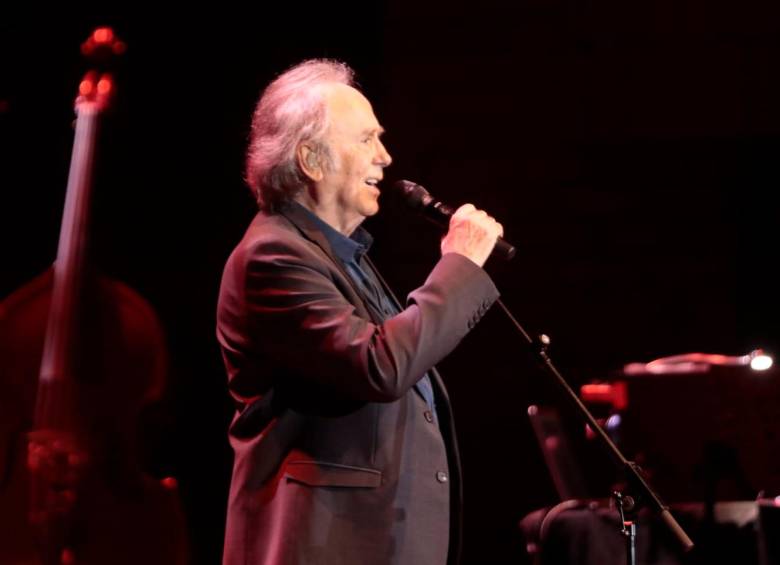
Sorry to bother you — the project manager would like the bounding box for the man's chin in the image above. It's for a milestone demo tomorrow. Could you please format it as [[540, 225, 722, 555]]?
[[362, 201, 380, 217]]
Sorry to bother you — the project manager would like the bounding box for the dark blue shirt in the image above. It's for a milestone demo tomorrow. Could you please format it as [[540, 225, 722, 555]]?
[[293, 203, 437, 416]]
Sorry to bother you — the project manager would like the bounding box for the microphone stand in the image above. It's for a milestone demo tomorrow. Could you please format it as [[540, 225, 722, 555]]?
[[614, 491, 638, 565], [494, 299, 694, 564]]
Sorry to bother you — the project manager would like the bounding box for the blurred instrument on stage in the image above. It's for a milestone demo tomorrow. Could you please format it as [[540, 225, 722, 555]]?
[[0, 27, 187, 564], [579, 349, 779, 503]]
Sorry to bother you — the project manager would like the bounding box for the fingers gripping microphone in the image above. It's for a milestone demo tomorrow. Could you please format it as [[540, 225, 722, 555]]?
[[394, 180, 516, 261]]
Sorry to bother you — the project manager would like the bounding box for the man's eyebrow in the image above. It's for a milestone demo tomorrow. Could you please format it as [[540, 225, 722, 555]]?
[[363, 127, 386, 136]]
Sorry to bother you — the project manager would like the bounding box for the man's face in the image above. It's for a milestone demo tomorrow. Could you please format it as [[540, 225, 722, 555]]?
[[315, 84, 392, 232]]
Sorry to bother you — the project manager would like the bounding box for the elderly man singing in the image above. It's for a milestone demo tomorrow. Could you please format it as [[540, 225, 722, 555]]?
[[217, 59, 502, 565]]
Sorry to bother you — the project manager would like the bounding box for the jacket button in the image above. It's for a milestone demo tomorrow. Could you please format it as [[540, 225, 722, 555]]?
[[424, 410, 434, 423], [436, 471, 448, 483]]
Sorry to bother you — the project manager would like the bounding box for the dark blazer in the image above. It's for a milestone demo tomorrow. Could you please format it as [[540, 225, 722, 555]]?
[[217, 204, 499, 565]]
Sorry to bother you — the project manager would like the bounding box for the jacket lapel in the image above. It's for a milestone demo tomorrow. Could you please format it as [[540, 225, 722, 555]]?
[[278, 204, 380, 324]]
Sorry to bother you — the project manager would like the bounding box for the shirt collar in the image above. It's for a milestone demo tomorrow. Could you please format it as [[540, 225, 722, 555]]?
[[290, 202, 373, 264]]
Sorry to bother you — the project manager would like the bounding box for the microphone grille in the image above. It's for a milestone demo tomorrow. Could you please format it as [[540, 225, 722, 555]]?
[[393, 180, 431, 210]]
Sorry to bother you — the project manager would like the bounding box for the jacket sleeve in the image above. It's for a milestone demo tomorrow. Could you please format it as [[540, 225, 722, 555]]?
[[217, 234, 499, 403]]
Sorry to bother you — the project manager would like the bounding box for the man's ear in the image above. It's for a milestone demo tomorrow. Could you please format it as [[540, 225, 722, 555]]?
[[297, 143, 324, 182]]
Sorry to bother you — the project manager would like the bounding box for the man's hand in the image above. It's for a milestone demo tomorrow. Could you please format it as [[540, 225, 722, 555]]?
[[440, 204, 504, 268]]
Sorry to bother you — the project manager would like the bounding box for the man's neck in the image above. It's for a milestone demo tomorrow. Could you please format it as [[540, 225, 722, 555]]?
[[294, 195, 363, 236]]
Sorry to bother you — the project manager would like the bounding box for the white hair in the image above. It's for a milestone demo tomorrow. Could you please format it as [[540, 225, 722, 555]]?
[[245, 59, 355, 211]]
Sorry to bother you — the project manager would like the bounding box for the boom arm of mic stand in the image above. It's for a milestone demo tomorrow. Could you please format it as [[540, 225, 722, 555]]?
[[495, 298, 695, 553]]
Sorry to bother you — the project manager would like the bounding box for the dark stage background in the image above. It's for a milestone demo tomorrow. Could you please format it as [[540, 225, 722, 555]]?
[[2, 4, 779, 563]]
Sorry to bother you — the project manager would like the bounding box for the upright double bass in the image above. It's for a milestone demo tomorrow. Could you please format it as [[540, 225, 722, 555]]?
[[0, 28, 187, 564]]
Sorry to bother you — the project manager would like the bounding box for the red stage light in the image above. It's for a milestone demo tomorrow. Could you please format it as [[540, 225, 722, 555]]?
[[161, 476, 179, 490]]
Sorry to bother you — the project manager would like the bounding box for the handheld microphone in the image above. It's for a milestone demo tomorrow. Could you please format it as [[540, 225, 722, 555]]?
[[393, 179, 516, 261]]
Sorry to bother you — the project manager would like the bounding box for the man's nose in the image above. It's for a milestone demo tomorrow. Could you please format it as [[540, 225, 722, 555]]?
[[375, 140, 392, 167]]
